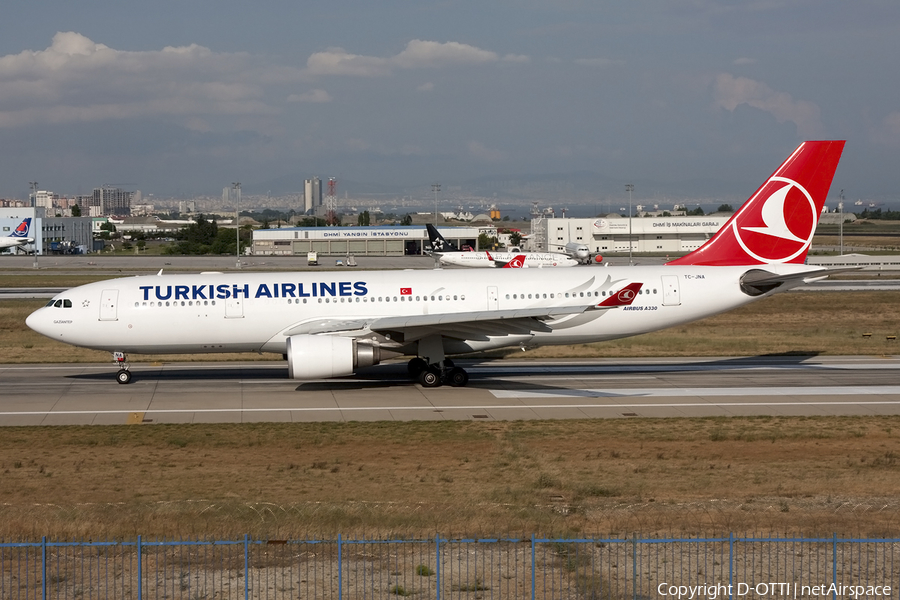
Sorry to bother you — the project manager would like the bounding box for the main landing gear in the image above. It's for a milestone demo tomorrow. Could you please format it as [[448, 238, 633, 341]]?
[[407, 357, 469, 388], [113, 351, 132, 384]]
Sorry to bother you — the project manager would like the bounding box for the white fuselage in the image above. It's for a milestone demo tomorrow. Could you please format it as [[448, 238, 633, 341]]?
[[438, 252, 578, 268], [0, 237, 32, 249], [26, 264, 815, 356]]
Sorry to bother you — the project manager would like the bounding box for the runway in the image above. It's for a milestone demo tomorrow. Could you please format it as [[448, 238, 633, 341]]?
[[2, 355, 899, 425]]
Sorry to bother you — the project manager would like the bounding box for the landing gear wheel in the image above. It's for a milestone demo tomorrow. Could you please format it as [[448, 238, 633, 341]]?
[[418, 368, 443, 388], [116, 369, 132, 385], [407, 357, 428, 377], [446, 367, 469, 387]]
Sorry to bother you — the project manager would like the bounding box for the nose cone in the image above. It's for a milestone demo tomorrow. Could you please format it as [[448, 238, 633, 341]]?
[[26, 307, 50, 337]]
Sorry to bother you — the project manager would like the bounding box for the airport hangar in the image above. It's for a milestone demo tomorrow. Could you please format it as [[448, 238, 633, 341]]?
[[529, 215, 730, 255], [250, 218, 733, 257], [252, 225, 488, 256]]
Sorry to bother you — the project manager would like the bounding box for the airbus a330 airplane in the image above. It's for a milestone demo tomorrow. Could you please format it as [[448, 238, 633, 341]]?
[[0, 218, 34, 252], [27, 140, 845, 387], [426, 224, 578, 268]]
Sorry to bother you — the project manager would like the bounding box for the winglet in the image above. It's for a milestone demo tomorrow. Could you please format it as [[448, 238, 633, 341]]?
[[595, 282, 643, 308]]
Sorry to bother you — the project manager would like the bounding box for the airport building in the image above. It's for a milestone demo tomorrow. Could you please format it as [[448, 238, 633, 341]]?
[[530, 215, 731, 255], [0, 207, 95, 254], [252, 226, 486, 256]]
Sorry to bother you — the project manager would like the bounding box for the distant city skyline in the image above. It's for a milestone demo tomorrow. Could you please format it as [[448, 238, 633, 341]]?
[[1, 1, 899, 205]]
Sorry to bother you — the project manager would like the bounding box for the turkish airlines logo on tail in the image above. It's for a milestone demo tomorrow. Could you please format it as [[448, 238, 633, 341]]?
[[503, 255, 526, 269], [733, 176, 816, 263]]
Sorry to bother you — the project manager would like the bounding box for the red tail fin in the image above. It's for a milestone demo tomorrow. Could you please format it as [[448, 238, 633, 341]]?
[[502, 255, 527, 268], [667, 141, 845, 266]]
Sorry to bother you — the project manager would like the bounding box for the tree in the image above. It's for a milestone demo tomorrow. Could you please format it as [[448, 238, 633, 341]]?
[[400, 213, 413, 226], [477, 232, 497, 250], [358, 210, 371, 226], [508, 231, 523, 247], [71, 204, 81, 217], [687, 207, 705, 216], [717, 204, 734, 212]]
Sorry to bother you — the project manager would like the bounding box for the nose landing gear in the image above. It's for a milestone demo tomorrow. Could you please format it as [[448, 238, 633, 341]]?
[[113, 352, 132, 384]]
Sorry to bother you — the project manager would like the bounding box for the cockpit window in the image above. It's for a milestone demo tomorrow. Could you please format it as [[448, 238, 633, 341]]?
[[46, 300, 56, 307], [53, 300, 62, 308], [63, 299, 72, 308]]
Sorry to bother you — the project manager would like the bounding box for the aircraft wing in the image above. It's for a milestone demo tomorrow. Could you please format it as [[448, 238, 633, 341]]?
[[282, 283, 643, 342]]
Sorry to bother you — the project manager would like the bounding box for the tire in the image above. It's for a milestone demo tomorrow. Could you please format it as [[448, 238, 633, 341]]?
[[446, 367, 469, 387], [116, 369, 132, 385], [407, 357, 428, 377], [418, 369, 442, 388]]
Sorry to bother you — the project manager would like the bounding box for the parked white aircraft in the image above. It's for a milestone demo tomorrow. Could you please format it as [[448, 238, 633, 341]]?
[[27, 141, 846, 387], [0, 218, 34, 251], [556, 242, 592, 264], [426, 224, 578, 268]]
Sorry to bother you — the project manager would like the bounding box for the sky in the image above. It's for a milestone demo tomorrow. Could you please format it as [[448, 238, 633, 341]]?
[[1, 0, 899, 205]]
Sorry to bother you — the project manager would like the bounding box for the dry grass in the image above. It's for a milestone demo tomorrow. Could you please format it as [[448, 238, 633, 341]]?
[[7, 291, 899, 363], [1, 418, 899, 539]]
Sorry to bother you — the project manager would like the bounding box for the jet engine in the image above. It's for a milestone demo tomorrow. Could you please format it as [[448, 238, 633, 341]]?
[[286, 334, 381, 380]]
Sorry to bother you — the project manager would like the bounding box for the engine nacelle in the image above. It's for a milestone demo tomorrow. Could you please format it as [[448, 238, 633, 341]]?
[[286, 335, 380, 380]]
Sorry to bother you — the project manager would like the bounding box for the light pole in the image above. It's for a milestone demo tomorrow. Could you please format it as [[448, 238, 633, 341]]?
[[839, 189, 844, 256], [29, 181, 39, 267], [432, 183, 440, 224], [232, 182, 241, 269], [625, 184, 634, 265]]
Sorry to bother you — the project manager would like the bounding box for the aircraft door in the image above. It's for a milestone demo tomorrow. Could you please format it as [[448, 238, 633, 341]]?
[[661, 275, 681, 306], [99, 289, 118, 321], [225, 297, 244, 319], [487, 286, 499, 310]]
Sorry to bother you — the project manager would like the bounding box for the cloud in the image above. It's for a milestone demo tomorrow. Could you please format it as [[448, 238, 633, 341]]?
[[712, 73, 822, 138], [0, 32, 290, 128], [306, 40, 524, 77], [305, 48, 391, 77], [287, 89, 332, 103]]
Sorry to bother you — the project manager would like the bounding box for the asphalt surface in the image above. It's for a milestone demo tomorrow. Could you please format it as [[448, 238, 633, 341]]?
[[2, 356, 899, 426]]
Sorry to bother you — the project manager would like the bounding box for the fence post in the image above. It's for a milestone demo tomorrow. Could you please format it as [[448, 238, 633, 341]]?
[[244, 534, 249, 600], [41, 536, 47, 600], [338, 534, 342, 600], [728, 533, 734, 600], [632, 534, 637, 600], [137, 535, 142, 600], [531, 534, 536, 600], [832, 533, 837, 600], [436, 535, 441, 600]]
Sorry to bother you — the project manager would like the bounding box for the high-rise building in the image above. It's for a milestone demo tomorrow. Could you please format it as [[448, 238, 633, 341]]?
[[92, 186, 133, 216], [304, 178, 322, 214]]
